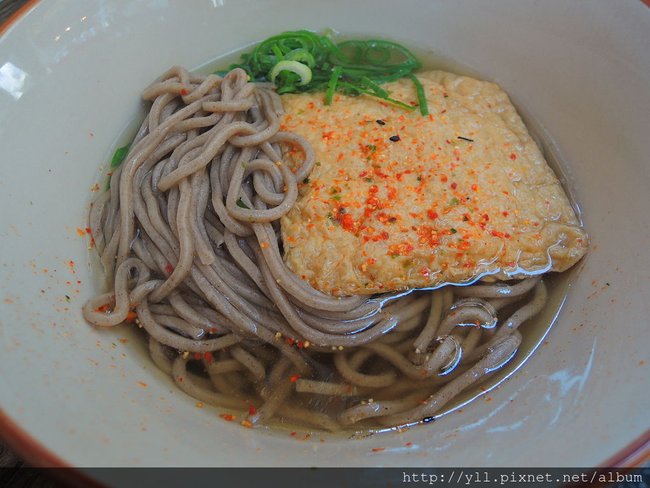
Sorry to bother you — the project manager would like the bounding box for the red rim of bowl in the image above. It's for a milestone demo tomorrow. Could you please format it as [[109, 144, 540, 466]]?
[[0, 0, 649, 477]]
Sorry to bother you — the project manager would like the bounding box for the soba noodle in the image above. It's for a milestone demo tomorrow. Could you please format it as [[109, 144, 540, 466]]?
[[83, 66, 548, 432]]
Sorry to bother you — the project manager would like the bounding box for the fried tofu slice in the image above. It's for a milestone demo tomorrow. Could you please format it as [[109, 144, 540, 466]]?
[[279, 70, 588, 296]]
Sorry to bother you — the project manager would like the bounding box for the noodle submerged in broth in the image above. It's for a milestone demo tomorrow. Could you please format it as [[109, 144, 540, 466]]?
[[84, 47, 585, 433]]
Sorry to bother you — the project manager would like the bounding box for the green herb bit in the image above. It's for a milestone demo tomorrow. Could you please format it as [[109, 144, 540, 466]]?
[[110, 144, 130, 169], [409, 73, 429, 116], [236, 198, 250, 209], [325, 66, 343, 105]]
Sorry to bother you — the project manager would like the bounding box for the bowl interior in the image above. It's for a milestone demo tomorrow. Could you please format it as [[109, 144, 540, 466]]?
[[0, 0, 649, 467]]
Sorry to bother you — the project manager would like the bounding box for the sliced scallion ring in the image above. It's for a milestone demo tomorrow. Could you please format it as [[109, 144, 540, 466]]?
[[284, 48, 316, 68], [269, 60, 312, 86]]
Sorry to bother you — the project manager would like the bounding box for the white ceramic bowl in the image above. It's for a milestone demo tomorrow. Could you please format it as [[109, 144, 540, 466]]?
[[1, 0, 648, 472]]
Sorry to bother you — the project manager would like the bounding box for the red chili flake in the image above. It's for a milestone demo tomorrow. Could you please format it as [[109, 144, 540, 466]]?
[[440, 174, 448, 183], [204, 351, 213, 363], [405, 442, 413, 447], [491, 230, 505, 238], [387, 242, 414, 257], [471, 184, 479, 191], [420, 267, 429, 277], [220, 413, 236, 422], [427, 210, 438, 220], [290, 432, 297, 437], [365, 196, 381, 215], [369, 184, 379, 194], [193, 352, 202, 360], [482, 213, 490, 222], [450, 182, 457, 190], [340, 213, 355, 231], [373, 167, 389, 179], [510, 153, 517, 160], [165, 264, 174, 274], [417, 225, 440, 247], [180, 88, 188, 96], [371, 447, 386, 453], [248, 404, 257, 416], [502, 211, 509, 217], [289, 374, 300, 383], [285, 337, 295, 346], [208, 327, 218, 334]]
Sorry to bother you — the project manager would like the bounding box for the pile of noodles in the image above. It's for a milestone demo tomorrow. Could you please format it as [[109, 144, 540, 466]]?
[[83, 67, 547, 432]]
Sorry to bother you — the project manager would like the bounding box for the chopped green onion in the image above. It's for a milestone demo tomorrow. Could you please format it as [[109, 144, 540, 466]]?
[[269, 60, 312, 86], [338, 81, 416, 111], [236, 198, 250, 209], [325, 66, 342, 105], [409, 73, 429, 116], [231, 30, 426, 114], [110, 144, 130, 169], [285, 49, 316, 67], [359, 76, 388, 98], [271, 44, 284, 61]]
